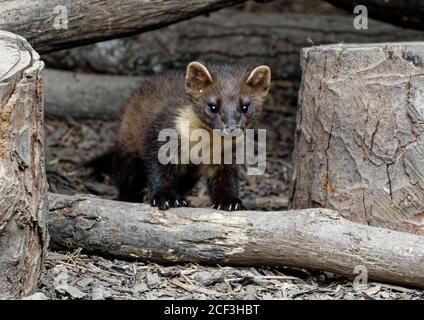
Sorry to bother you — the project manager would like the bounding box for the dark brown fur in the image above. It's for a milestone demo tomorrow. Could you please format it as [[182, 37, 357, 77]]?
[[115, 62, 271, 210]]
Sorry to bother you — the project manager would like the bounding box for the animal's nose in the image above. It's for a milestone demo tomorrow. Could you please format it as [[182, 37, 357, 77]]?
[[223, 126, 242, 137]]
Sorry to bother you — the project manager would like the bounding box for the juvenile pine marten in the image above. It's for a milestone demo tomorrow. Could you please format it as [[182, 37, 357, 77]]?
[[115, 62, 271, 210]]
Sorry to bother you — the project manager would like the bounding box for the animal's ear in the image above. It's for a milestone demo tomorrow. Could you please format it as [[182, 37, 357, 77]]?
[[245, 65, 271, 94], [185, 62, 213, 93]]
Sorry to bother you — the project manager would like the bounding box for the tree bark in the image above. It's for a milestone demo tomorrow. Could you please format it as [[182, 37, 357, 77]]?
[[290, 42, 424, 235], [0, 31, 48, 299], [48, 193, 424, 289], [325, 0, 424, 31], [42, 11, 424, 80], [44, 69, 142, 120], [0, 0, 246, 54]]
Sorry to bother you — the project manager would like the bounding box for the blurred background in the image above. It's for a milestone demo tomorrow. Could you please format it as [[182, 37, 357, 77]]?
[[31, 0, 424, 300], [42, 0, 424, 211]]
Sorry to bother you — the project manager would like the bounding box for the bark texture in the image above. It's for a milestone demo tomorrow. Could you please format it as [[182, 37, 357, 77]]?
[[326, 0, 424, 31], [44, 69, 142, 120], [43, 11, 424, 80], [0, 31, 47, 299], [290, 42, 424, 235], [0, 0, 246, 53], [48, 193, 424, 289]]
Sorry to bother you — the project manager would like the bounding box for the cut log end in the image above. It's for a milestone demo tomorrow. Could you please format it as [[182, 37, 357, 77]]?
[[290, 42, 424, 235], [0, 31, 47, 299]]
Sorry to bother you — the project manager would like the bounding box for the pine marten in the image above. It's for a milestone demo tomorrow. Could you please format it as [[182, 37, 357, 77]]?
[[115, 62, 271, 210]]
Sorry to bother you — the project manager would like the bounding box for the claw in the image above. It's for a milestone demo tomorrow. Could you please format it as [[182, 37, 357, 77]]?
[[213, 198, 244, 211], [175, 200, 180, 206], [158, 200, 171, 210]]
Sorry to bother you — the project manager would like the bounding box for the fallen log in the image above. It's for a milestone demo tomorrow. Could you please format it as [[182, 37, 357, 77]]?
[[44, 69, 142, 120], [0, 0, 246, 53], [0, 31, 48, 299], [188, 195, 289, 210], [42, 11, 424, 80], [326, 0, 424, 31], [290, 42, 424, 235], [48, 193, 424, 289]]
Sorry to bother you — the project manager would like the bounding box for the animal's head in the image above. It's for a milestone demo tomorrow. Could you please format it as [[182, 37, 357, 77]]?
[[185, 62, 271, 136]]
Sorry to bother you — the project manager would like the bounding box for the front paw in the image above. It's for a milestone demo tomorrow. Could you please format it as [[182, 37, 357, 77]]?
[[150, 194, 189, 210], [213, 198, 245, 211]]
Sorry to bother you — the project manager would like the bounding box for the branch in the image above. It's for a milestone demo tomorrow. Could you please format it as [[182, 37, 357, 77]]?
[[0, 0, 246, 53], [42, 11, 424, 80], [48, 193, 424, 289]]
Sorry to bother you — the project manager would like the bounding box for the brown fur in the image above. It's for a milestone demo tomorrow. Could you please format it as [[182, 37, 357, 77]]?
[[119, 72, 185, 157], [115, 62, 271, 210]]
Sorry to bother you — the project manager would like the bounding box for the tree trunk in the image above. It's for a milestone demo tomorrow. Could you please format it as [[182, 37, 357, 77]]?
[[42, 11, 424, 80], [48, 193, 424, 289], [325, 0, 424, 31], [44, 69, 142, 120], [0, 0, 246, 54], [290, 42, 424, 235], [0, 31, 47, 299]]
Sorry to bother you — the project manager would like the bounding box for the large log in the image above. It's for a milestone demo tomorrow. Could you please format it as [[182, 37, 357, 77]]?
[[290, 42, 424, 235], [44, 69, 142, 120], [325, 0, 424, 31], [43, 11, 424, 80], [48, 193, 424, 289], [0, 31, 48, 299], [0, 0, 246, 53]]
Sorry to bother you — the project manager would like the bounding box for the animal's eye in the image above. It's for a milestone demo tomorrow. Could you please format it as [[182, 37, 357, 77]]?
[[241, 103, 250, 113], [208, 102, 219, 113]]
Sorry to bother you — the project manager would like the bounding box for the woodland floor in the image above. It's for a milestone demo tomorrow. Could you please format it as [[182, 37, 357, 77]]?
[[39, 80, 424, 300]]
